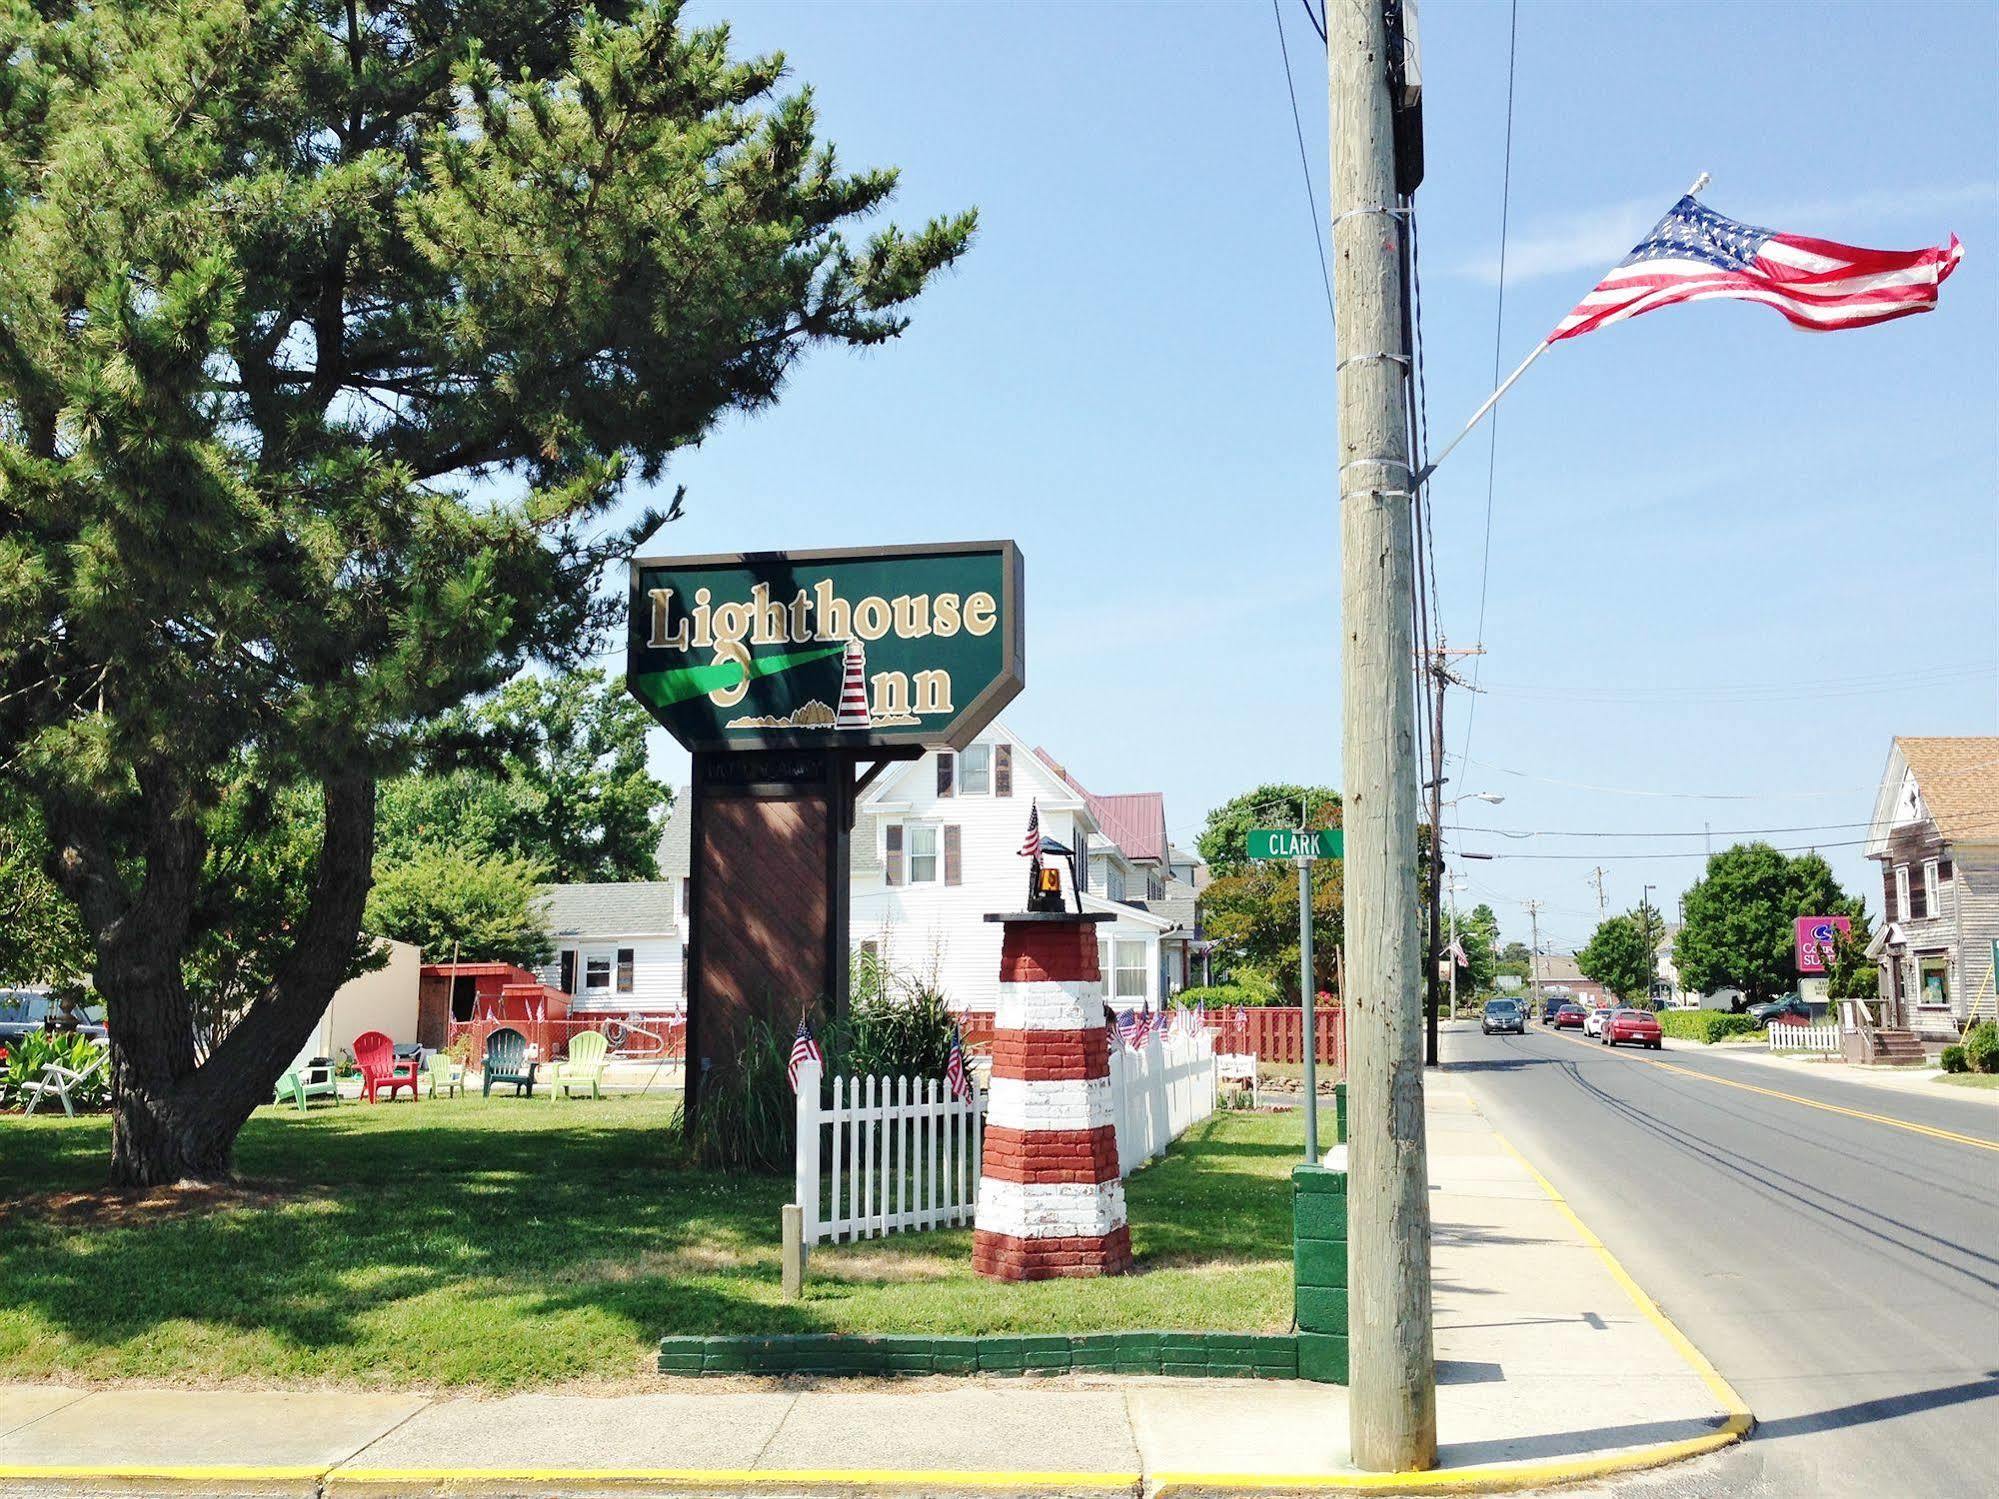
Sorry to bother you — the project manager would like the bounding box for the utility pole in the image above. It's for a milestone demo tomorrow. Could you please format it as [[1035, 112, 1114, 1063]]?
[[1588, 866, 1608, 921], [1642, 883, 1658, 1004], [1423, 642, 1481, 1068], [1524, 899, 1545, 1015], [1444, 876, 1467, 1018], [1333, 0, 1435, 1471]]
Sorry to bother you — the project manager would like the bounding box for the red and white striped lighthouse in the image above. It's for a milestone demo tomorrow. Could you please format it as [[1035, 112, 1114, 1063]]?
[[834, 636, 871, 730], [972, 910, 1132, 1280]]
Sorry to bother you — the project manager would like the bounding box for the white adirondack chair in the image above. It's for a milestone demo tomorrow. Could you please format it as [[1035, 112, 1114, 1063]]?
[[22, 1047, 109, 1117]]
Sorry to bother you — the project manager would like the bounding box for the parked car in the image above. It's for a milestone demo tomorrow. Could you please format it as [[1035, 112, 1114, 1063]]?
[[1553, 1004, 1588, 1029], [1582, 1005, 1618, 1038], [0, 991, 107, 1047], [1482, 999, 1526, 1036], [1747, 995, 1811, 1029], [1601, 1008, 1664, 1049]]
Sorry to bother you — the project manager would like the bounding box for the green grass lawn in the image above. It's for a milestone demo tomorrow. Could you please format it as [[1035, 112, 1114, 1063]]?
[[1938, 1072, 1999, 1090], [0, 1096, 1297, 1389]]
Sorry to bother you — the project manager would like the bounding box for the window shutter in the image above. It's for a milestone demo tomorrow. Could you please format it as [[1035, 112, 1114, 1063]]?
[[885, 824, 904, 886], [559, 950, 576, 995], [995, 744, 1013, 797], [936, 753, 954, 798], [944, 825, 963, 886]]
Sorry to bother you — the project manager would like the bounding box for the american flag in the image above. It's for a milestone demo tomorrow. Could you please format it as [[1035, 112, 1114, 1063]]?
[[1551, 194, 1962, 343], [1018, 799, 1041, 859], [1130, 1011, 1154, 1048], [945, 1027, 972, 1102], [1116, 1008, 1141, 1048], [787, 1018, 823, 1093]]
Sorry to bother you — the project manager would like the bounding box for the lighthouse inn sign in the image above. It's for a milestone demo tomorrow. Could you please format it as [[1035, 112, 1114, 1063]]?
[[627, 541, 1024, 1114], [629, 541, 1023, 753]]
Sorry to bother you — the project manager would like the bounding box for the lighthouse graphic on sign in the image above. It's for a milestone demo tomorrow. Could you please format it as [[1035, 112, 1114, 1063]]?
[[834, 637, 871, 730]]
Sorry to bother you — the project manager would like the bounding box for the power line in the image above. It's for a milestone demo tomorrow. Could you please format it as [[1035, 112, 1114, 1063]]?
[[1459, 836, 1875, 862], [1467, 809, 1999, 840], [1270, 0, 1335, 324], [1297, 0, 1326, 45], [1453, 752, 1999, 801], [1456, 0, 1519, 778]]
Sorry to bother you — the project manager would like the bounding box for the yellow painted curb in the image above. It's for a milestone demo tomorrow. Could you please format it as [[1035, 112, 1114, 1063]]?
[[329, 1467, 1142, 1489], [1549, 1027, 1999, 1152]]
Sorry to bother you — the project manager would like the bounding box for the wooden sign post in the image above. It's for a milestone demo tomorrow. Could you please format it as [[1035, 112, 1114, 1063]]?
[[628, 542, 1024, 1116]]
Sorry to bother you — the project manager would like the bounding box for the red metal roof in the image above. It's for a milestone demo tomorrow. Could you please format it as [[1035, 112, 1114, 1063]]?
[[1030, 749, 1167, 864]]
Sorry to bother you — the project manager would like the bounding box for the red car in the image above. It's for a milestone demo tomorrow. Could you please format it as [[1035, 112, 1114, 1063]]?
[[1553, 1004, 1588, 1029], [1601, 1008, 1663, 1049]]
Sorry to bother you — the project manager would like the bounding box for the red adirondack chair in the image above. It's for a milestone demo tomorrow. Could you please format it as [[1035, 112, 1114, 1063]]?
[[354, 1030, 421, 1103]]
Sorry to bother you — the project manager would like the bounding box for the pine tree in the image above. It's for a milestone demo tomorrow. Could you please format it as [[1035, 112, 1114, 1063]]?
[[0, 1, 973, 1183]]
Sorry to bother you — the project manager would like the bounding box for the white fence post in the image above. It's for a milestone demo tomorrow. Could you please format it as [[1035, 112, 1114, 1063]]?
[[794, 1057, 821, 1246]]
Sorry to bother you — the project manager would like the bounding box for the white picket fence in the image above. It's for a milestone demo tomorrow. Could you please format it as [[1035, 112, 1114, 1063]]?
[[1109, 1028, 1219, 1176], [1767, 1022, 1840, 1054], [793, 1060, 985, 1246], [792, 1027, 1220, 1247]]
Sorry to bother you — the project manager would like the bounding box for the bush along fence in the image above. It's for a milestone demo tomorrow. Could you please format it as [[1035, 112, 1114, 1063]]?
[[791, 1027, 1218, 1248], [1657, 1010, 1759, 1044]]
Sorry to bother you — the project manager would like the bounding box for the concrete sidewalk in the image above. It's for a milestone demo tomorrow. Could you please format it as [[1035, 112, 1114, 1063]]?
[[0, 1080, 1747, 1497]]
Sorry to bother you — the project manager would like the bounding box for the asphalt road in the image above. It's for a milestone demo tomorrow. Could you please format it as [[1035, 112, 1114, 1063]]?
[[1440, 1020, 1999, 1499]]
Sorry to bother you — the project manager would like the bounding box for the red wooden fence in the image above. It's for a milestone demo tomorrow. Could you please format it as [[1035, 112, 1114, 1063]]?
[[1211, 1007, 1346, 1067]]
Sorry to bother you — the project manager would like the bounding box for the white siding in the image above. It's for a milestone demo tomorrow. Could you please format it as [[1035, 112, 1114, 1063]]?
[[851, 730, 1170, 1013], [540, 936, 684, 1014]]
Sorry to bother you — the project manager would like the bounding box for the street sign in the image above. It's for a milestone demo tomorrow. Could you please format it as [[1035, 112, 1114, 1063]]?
[[628, 541, 1023, 752], [1247, 828, 1343, 861], [1794, 915, 1851, 975]]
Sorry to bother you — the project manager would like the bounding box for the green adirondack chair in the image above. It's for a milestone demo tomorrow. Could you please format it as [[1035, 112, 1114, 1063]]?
[[274, 1058, 340, 1112], [548, 1030, 609, 1100], [482, 1027, 538, 1098], [427, 1051, 465, 1099]]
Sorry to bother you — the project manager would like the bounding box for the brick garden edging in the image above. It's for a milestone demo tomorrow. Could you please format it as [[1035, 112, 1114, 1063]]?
[[658, 1331, 1303, 1379]]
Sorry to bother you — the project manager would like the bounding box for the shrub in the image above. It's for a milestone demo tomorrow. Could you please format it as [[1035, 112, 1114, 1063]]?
[[1963, 1020, 1999, 1075], [1177, 980, 1282, 1009], [2, 1031, 111, 1111], [1656, 1010, 1759, 1044], [1941, 1044, 1969, 1075], [844, 982, 956, 1080]]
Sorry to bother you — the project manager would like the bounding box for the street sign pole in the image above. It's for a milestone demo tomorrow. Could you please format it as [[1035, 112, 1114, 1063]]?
[[1298, 848, 1319, 1162]]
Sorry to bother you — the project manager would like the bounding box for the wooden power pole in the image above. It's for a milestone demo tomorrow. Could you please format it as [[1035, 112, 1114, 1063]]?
[[1331, 0, 1436, 1471], [1423, 643, 1480, 1068]]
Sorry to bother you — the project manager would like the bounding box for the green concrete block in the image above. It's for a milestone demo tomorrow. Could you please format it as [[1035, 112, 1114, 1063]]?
[[1291, 1163, 1348, 1195], [931, 1344, 979, 1374], [1159, 1332, 1212, 1362], [1207, 1362, 1257, 1379], [886, 1352, 937, 1374], [1296, 1286, 1348, 1335], [1162, 1362, 1210, 1377], [1112, 1332, 1162, 1374], [1294, 1236, 1348, 1289], [1298, 1331, 1349, 1385], [656, 1353, 705, 1373], [1020, 1335, 1073, 1371], [1068, 1336, 1119, 1369], [700, 1340, 752, 1372], [1294, 1191, 1348, 1242], [976, 1339, 1027, 1374]]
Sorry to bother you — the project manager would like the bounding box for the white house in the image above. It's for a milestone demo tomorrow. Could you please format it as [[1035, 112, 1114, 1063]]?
[[848, 721, 1187, 1014], [533, 881, 684, 1016]]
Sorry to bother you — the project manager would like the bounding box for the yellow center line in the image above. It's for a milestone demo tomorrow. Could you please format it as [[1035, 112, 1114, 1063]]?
[[1543, 1027, 1999, 1153]]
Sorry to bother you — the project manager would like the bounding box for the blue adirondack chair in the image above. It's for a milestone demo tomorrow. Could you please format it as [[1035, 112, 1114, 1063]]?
[[482, 1027, 538, 1098]]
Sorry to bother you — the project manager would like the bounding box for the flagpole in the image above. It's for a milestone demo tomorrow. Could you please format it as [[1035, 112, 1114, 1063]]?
[[1412, 338, 1550, 487]]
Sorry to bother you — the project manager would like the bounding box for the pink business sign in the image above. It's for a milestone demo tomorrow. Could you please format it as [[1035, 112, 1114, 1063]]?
[[1794, 915, 1852, 974]]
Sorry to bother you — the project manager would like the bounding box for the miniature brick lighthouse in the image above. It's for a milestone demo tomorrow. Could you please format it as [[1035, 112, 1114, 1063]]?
[[972, 816, 1131, 1280]]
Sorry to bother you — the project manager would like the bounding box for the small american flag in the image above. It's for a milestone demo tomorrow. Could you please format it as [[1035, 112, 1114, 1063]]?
[[787, 1018, 823, 1093], [1130, 1011, 1153, 1048], [945, 1028, 972, 1102], [1552, 193, 1962, 343], [1116, 1009, 1141, 1048], [1018, 799, 1042, 858]]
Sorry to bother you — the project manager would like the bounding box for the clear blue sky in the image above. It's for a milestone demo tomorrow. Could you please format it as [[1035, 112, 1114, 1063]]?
[[630, 1, 1998, 953]]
